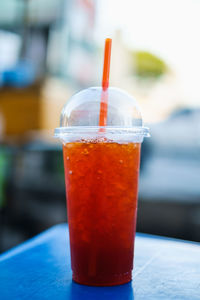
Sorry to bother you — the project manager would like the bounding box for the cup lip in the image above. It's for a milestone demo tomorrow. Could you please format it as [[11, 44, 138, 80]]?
[[54, 126, 150, 138]]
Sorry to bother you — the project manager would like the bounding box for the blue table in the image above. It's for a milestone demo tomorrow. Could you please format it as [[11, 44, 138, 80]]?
[[0, 224, 200, 300]]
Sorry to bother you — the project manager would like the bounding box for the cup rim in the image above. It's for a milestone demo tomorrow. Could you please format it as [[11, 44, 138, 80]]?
[[54, 126, 150, 138]]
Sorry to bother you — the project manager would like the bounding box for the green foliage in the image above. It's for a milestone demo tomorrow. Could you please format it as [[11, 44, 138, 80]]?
[[134, 51, 167, 78]]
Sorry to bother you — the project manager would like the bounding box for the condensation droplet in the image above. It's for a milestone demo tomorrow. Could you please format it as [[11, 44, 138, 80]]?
[[119, 160, 123, 164], [67, 156, 69, 160], [82, 149, 89, 155], [69, 170, 73, 174]]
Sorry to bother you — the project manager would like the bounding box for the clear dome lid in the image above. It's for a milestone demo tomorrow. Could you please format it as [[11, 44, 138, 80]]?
[[54, 87, 149, 143]]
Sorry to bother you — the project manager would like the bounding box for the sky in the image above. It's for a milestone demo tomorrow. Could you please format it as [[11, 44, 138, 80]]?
[[96, 0, 200, 102]]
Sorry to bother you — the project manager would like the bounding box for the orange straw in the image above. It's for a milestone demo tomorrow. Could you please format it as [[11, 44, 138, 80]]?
[[99, 38, 112, 127]]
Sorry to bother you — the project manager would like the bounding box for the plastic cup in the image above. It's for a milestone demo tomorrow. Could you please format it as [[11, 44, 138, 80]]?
[[55, 87, 149, 286]]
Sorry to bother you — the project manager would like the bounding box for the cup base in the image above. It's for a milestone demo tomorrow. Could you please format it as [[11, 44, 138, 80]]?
[[72, 271, 132, 286]]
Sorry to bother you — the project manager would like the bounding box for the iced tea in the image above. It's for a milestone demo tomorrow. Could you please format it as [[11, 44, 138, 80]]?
[[63, 138, 141, 286]]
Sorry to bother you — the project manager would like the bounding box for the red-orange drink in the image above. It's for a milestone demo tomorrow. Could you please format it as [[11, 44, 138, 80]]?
[[63, 138, 141, 286]]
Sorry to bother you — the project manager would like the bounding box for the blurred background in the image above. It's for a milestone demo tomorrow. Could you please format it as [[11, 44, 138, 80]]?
[[0, 0, 200, 253]]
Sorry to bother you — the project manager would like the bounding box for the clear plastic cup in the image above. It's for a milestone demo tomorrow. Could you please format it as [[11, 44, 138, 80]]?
[[55, 87, 149, 286]]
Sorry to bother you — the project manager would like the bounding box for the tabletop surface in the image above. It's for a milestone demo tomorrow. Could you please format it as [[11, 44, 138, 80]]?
[[0, 224, 200, 300]]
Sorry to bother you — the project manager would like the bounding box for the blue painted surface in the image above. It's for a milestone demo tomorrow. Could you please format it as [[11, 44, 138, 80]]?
[[0, 224, 200, 300]]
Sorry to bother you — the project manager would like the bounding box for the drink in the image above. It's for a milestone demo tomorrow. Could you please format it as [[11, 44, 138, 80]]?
[[55, 39, 149, 287], [55, 38, 149, 286], [63, 138, 141, 286]]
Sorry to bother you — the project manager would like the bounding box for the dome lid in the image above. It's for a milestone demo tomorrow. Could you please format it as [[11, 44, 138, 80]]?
[[54, 87, 149, 142]]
